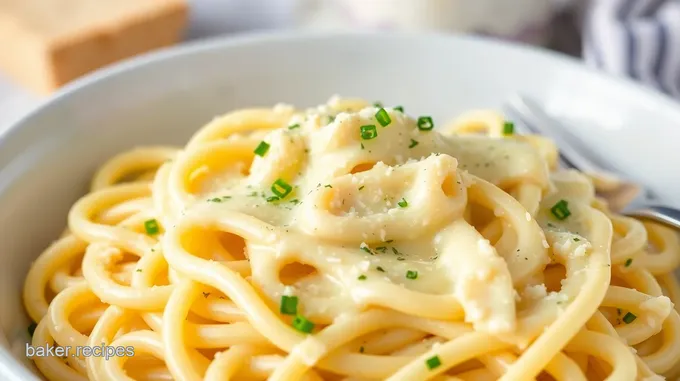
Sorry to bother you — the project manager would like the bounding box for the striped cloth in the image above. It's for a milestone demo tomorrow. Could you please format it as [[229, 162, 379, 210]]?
[[584, 0, 680, 98]]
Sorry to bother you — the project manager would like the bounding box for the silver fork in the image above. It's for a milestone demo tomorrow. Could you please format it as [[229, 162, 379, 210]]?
[[504, 94, 680, 231]]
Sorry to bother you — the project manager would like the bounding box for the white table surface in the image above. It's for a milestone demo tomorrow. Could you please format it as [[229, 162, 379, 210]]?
[[0, 0, 302, 134]]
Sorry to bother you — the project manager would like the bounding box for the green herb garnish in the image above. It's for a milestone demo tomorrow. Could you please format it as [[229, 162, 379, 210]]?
[[623, 312, 637, 324], [625, 258, 633, 267], [144, 219, 159, 235], [271, 179, 293, 199], [375, 108, 391, 127], [292, 315, 315, 333], [360, 125, 378, 140], [503, 121, 515, 135], [426, 355, 441, 370], [397, 198, 408, 208], [280, 295, 298, 315], [550, 200, 571, 220], [406, 270, 418, 280], [417, 116, 434, 131], [254, 141, 270, 157], [409, 139, 419, 148]]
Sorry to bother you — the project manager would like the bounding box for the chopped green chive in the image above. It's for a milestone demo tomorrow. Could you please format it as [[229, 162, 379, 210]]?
[[359, 186, 365, 191], [144, 219, 159, 235], [394, 106, 404, 113], [397, 198, 408, 208], [360, 247, 373, 255], [288, 124, 300, 130], [136, 269, 142, 272], [406, 270, 418, 280], [409, 139, 419, 148], [28, 323, 37, 337], [375, 108, 391, 127], [360, 143, 365, 150], [271, 179, 293, 199], [573, 237, 580, 242], [208, 197, 222, 203], [375, 246, 387, 253], [503, 121, 515, 135], [254, 141, 270, 157], [426, 355, 441, 370], [266, 196, 280, 203], [373, 102, 383, 108], [290, 199, 300, 205], [376, 266, 386, 273], [386, 240, 394, 243], [391, 247, 399, 255], [324, 184, 332, 188], [625, 258, 633, 267], [417, 116, 434, 131], [360, 125, 378, 140], [328, 115, 335, 123], [292, 315, 315, 333], [550, 200, 571, 220], [359, 346, 365, 353], [358, 275, 367, 280], [623, 312, 637, 324], [280, 295, 298, 315]]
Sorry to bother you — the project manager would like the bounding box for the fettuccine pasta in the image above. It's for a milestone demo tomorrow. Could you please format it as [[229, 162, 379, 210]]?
[[22, 97, 680, 380]]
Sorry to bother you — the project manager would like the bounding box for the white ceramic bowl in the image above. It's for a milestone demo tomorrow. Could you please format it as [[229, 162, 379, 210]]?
[[2, 31, 680, 380]]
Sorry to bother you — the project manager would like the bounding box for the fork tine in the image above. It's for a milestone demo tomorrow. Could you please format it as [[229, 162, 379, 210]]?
[[512, 118, 575, 170], [505, 94, 605, 175]]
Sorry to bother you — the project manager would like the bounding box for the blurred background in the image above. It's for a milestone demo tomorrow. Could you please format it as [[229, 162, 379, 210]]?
[[0, 0, 677, 131]]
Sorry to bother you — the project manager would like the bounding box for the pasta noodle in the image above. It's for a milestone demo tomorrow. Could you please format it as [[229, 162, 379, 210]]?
[[22, 96, 680, 380]]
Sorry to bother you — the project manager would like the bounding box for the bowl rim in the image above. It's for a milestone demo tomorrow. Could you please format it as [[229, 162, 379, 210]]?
[[3, 29, 680, 146], [3, 30, 680, 380]]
